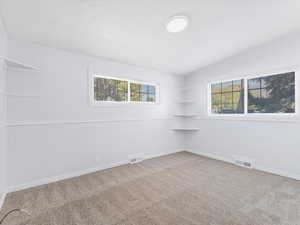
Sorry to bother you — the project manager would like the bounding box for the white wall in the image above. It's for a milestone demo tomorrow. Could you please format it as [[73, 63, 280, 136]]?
[[0, 18, 7, 205], [184, 31, 300, 180], [6, 40, 184, 191], [5, 25, 300, 195]]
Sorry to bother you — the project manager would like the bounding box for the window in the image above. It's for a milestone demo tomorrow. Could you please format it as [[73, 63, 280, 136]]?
[[92, 75, 158, 104], [130, 83, 156, 103], [209, 71, 296, 115], [211, 79, 244, 114], [248, 72, 295, 113]]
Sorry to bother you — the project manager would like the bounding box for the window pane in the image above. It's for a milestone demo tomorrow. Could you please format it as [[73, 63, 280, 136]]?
[[261, 89, 271, 99], [248, 78, 260, 89], [130, 83, 142, 101], [211, 83, 221, 93], [261, 79, 267, 88], [130, 83, 157, 102], [94, 77, 128, 102], [248, 72, 295, 113], [210, 79, 244, 114], [211, 94, 221, 105], [222, 81, 233, 92], [147, 93, 156, 102], [233, 103, 244, 114], [248, 89, 260, 99], [222, 103, 233, 113], [232, 92, 242, 103], [212, 104, 222, 113], [141, 85, 148, 93], [232, 80, 242, 91], [222, 92, 232, 104], [148, 85, 156, 94], [116, 80, 128, 101], [141, 93, 148, 102]]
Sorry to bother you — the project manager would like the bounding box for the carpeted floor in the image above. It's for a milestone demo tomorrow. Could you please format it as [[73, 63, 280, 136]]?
[[0, 152, 299, 225]]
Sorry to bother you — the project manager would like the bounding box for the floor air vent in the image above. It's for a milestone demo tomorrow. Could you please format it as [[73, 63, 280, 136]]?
[[233, 156, 254, 169], [129, 153, 145, 164]]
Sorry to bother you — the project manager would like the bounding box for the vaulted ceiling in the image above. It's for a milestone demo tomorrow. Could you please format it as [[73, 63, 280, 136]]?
[[1, 0, 300, 75]]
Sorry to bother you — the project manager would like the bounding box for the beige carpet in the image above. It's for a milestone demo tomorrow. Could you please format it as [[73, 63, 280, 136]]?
[[0, 152, 299, 225]]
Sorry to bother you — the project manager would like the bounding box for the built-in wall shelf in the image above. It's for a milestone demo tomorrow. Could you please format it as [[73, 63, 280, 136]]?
[[173, 114, 197, 117], [173, 93, 198, 132], [179, 87, 191, 92], [172, 128, 199, 131], [178, 100, 194, 104], [4, 92, 40, 98], [0, 56, 39, 71], [0, 90, 39, 97]]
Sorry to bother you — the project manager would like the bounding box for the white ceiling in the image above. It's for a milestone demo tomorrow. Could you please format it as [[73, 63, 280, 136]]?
[[1, 0, 300, 75]]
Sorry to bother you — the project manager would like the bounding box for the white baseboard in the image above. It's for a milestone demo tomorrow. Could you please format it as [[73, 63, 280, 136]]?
[[255, 165, 300, 181], [187, 149, 233, 164], [186, 149, 300, 181], [145, 149, 183, 161], [0, 192, 7, 210], [7, 150, 182, 193], [7, 160, 129, 193]]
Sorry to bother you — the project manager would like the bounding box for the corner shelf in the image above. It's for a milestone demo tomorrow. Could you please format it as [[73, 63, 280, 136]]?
[[0, 56, 39, 71], [0, 90, 39, 97], [172, 128, 199, 131], [179, 87, 191, 92], [173, 114, 197, 117], [173, 96, 198, 132], [178, 100, 194, 104], [4, 92, 40, 98]]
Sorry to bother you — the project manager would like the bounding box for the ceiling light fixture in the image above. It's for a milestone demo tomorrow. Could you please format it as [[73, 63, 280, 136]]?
[[165, 15, 189, 33]]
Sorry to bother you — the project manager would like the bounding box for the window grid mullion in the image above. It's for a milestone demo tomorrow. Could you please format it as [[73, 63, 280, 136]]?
[[260, 78, 262, 100], [221, 83, 223, 113], [231, 81, 234, 113], [128, 82, 131, 102], [245, 79, 247, 115]]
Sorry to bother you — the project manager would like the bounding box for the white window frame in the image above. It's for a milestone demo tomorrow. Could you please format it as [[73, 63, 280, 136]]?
[[207, 68, 298, 118], [90, 74, 160, 106]]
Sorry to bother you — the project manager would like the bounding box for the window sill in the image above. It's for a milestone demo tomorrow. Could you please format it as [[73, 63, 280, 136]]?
[[197, 115, 300, 123], [90, 101, 160, 107]]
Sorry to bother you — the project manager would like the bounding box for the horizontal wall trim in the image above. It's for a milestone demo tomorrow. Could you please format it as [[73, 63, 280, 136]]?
[[195, 116, 300, 124], [7, 150, 183, 193], [6, 117, 300, 126], [0, 91, 39, 97], [187, 149, 300, 181], [6, 118, 173, 127]]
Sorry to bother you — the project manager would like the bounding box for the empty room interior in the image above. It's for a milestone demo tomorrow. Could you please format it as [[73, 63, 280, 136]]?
[[0, 0, 300, 224]]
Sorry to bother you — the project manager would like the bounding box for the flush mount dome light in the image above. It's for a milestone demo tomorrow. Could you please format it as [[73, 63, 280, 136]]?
[[165, 15, 189, 33]]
